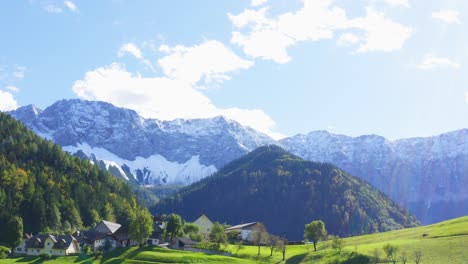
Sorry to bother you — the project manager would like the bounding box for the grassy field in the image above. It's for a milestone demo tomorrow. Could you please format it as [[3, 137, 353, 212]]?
[[1, 216, 467, 264], [229, 215, 468, 264], [0, 246, 257, 264]]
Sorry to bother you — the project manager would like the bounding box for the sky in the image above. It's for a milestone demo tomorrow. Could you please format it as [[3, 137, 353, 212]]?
[[0, 0, 467, 140]]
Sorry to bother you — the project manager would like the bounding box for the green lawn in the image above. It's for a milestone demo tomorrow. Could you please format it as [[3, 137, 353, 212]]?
[[0, 246, 257, 264], [228, 216, 468, 264], [2, 216, 468, 264]]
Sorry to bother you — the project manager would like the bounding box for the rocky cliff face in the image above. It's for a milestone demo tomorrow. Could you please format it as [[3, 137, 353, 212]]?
[[280, 130, 468, 224], [8, 99, 275, 185], [8, 99, 467, 224]]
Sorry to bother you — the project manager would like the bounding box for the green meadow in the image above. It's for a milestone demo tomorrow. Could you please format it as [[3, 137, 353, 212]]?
[[2, 216, 467, 264]]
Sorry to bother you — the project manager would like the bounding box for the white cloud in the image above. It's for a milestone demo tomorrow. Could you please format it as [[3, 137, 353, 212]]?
[[465, 92, 468, 104], [337, 33, 360, 46], [157, 40, 253, 85], [231, 29, 294, 64], [118, 43, 156, 72], [64, 0, 78, 13], [417, 54, 460, 70], [13, 65, 26, 79], [229, 0, 412, 62], [384, 0, 409, 8], [350, 7, 412, 53], [118, 43, 143, 59], [72, 63, 283, 139], [0, 90, 18, 111], [6, 86, 19, 92], [44, 5, 63, 13], [432, 10, 461, 25], [251, 0, 268, 7]]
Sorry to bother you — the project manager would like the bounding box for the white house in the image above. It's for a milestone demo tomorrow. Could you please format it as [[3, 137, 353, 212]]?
[[225, 222, 263, 242], [192, 214, 214, 240], [25, 234, 80, 256]]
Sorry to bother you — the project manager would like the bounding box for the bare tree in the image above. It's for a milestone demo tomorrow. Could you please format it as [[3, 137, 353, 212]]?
[[276, 237, 288, 261], [252, 223, 268, 255], [383, 244, 399, 264], [372, 248, 381, 264], [414, 250, 423, 264], [400, 251, 408, 264], [330, 235, 343, 252], [267, 234, 280, 256]]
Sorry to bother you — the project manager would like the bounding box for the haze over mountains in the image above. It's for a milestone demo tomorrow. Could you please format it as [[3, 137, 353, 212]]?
[[7, 99, 467, 224]]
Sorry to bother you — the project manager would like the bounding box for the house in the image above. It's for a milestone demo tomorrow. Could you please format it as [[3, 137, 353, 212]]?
[[25, 234, 79, 256], [77, 231, 119, 252], [147, 216, 164, 245], [93, 220, 121, 234], [75, 220, 129, 251], [193, 214, 214, 240], [172, 237, 198, 250], [224, 222, 263, 242], [14, 233, 33, 254]]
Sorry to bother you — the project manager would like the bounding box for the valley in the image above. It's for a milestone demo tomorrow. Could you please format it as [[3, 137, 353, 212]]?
[[1, 216, 467, 263]]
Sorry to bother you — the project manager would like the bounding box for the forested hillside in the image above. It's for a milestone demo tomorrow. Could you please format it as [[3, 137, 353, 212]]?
[[0, 112, 137, 246], [155, 145, 419, 240]]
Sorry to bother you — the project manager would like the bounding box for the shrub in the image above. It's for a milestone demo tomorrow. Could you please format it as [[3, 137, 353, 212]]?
[[0, 246, 10, 259], [189, 233, 203, 242], [39, 253, 52, 260], [93, 251, 103, 260]]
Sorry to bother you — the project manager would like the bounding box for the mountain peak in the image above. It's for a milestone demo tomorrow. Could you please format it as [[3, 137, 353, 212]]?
[[156, 142, 419, 240]]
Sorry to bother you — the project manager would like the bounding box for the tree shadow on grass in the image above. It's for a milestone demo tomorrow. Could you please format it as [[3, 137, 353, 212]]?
[[285, 253, 307, 264], [12, 256, 41, 263], [99, 246, 146, 264], [74, 253, 93, 263]]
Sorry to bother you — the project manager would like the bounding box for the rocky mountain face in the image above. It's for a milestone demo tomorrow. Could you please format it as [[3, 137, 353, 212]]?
[[8, 99, 467, 224], [280, 130, 468, 224], [8, 99, 275, 185]]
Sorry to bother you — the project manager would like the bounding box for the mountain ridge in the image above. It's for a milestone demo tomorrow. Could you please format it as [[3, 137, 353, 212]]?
[[154, 145, 419, 240], [7, 99, 467, 224]]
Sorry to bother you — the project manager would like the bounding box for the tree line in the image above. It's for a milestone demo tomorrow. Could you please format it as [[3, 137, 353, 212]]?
[[0, 113, 140, 250]]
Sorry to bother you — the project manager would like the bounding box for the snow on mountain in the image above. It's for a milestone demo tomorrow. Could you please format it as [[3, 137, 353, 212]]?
[[63, 143, 217, 185], [8, 99, 275, 185], [7, 99, 467, 224], [280, 129, 468, 224]]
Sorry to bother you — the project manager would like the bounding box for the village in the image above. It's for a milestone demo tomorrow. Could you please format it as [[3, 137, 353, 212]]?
[[12, 214, 282, 258]]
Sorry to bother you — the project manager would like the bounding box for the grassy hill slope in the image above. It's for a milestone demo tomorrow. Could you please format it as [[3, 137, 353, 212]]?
[[232, 215, 468, 264], [1, 215, 467, 263]]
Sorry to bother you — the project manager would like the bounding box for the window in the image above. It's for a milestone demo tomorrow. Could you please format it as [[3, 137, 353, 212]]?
[[49, 250, 52, 254], [16, 248, 22, 251], [37, 249, 40, 253]]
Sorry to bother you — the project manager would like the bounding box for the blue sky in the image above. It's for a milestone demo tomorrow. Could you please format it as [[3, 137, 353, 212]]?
[[0, 0, 467, 140]]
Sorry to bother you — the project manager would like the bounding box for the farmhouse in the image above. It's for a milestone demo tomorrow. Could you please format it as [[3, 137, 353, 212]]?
[[225, 222, 263, 242], [24, 234, 79, 256], [172, 237, 198, 250], [147, 215, 165, 245], [192, 214, 214, 240], [75, 220, 137, 251], [13, 233, 32, 254]]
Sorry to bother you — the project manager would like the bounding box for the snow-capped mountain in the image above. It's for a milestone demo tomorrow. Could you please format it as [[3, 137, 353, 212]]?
[[280, 130, 468, 224], [8, 99, 467, 224], [8, 99, 276, 185]]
